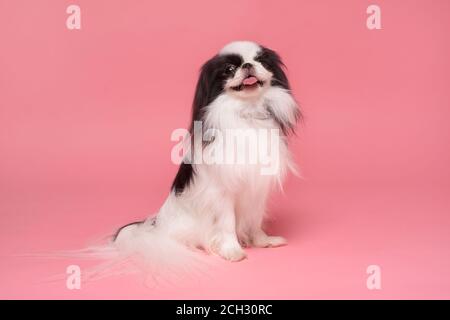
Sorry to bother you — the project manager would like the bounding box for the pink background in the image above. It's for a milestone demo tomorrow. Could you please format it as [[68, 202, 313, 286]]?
[[1, 0, 450, 299]]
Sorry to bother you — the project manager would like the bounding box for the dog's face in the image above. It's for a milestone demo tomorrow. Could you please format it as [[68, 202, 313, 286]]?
[[193, 41, 290, 112]]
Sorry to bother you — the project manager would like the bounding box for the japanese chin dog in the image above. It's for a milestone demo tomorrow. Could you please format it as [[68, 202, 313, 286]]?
[[112, 41, 300, 268]]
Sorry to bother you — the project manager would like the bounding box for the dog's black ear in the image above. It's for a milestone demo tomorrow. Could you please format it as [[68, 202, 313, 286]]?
[[256, 46, 290, 90], [172, 56, 222, 196], [191, 53, 244, 125], [258, 46, 301, 134], [191, 65, 209, 122], [191, 56, 217, 125]]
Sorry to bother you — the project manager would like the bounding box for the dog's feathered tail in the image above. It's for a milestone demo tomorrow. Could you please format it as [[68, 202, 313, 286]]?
[[24, 218, 210, 285], [111, 220, 209, 281]]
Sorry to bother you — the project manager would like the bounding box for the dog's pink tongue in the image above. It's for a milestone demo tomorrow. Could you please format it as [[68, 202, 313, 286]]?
[[243, 76, 258, 86]]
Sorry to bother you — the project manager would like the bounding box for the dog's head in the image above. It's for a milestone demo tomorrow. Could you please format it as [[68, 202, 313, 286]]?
[[193, 41, 291, 110]]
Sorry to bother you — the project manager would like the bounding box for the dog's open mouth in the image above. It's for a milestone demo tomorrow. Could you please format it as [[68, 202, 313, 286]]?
[[231, 76, 264, 91]]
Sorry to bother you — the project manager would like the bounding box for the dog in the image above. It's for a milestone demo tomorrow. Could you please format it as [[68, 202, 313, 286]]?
[[114, 41, 300, 264]]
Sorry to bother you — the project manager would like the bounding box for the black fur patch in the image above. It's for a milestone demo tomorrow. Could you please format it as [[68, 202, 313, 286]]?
[[171, 162, 195, 195], [191, 53, 243, 125], [255, 46, 290, 90]]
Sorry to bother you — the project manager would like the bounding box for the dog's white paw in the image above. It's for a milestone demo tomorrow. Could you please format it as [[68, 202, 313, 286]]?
[[253, 235, 287, 248], [215, 243, 247, 262]]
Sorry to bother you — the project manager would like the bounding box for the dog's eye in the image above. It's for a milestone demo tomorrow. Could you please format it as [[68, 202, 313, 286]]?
[[224, 64, 236, 74], [255, 54, 270, 69]]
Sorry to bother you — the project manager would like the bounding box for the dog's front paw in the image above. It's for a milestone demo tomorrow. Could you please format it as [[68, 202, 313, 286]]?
[[253, 235, 287, 248], [215, 243, 247, 262]]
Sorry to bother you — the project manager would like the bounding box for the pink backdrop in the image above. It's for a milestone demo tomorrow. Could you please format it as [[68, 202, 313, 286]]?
[[1, 0, 450, 299]]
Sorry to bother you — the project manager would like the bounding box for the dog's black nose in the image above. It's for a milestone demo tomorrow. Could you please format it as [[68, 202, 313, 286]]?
[[241, 63, 253, 69]]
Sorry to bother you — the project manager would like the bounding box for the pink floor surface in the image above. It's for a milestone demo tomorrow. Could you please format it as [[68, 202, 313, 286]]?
[[1, 184, 450, 299]]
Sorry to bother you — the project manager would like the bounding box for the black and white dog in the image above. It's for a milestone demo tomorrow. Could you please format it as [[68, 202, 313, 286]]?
[[114, 41, 300, 264]]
